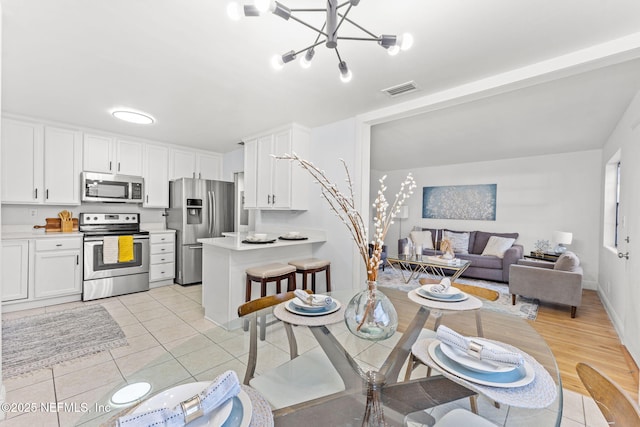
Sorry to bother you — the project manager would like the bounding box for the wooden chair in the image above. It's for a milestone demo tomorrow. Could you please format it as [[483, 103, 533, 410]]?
[[237, 290, 345, 409], [576, 362, 640, 425]]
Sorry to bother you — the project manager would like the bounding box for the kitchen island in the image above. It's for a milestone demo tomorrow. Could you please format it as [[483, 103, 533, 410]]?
[[198, 231, 326, 328]]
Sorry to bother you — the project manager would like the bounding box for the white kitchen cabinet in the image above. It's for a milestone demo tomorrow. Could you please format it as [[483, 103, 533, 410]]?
[[143, 144, 169, 208], [33, 237, 82, 299], [83, 134, 143, 176], [83, 133, 114, 173], [149, 231, 175, 285], [1, 118, 43, 204], [1, 240, 29, 302], [116, 139, 144, 176], [1, 118, 81, 205], [243, 124, 310, 210], [243, 139, 258, 209], [43, 126, 82, 204], [169, 148, 222, 180]]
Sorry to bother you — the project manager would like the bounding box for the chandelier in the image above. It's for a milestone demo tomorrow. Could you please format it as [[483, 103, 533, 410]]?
[[227, 0, 414, 82]]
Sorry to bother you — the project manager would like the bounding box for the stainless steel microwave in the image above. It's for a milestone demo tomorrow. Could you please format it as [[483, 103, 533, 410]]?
[[81, 172, 144, 203]]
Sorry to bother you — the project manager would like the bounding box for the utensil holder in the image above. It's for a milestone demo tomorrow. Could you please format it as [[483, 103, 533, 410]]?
[[61, 219, 73, 232]]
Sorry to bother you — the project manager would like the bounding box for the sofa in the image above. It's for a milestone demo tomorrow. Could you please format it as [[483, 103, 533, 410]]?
[[509, 252, 583, 318], [398, 228, 523, 283]]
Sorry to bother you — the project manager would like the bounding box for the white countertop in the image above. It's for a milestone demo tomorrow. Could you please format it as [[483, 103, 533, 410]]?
[[199, 231, 326, 251], [2, 230, 84, 240]]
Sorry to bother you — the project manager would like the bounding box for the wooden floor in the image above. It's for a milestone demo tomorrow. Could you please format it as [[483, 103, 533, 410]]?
[[530, 289, 639, 401]]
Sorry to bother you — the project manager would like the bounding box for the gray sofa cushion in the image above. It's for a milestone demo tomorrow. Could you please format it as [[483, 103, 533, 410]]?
[[442, 230, 470, 254], [554, 251, 580, 272], [456, 253, 503, 269], [472, 231, 519, 255]]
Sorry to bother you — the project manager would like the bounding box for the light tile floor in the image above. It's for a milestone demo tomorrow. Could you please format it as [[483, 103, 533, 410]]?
[[0, 284, 609, 426]]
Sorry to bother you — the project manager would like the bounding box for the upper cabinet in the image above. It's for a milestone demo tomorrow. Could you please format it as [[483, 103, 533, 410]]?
[[243, 124, 310, 210], [83, 134, 143, 176], [1, 118, 81, 205], [169, 148, 222, 181], [143, 144, 169, 208]]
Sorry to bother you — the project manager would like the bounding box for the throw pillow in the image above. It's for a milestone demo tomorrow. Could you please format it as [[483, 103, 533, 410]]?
[[409, 230, 434, 249], [554, 251, 580, 272], [481, 236, 516, 258], [442, 231, 470, 254]]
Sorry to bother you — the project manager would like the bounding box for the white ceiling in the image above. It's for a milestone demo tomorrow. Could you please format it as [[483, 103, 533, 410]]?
[[3, 0, 640, 170]]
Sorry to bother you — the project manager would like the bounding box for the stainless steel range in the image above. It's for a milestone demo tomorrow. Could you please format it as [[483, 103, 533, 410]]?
[[80, 213, 150, 301]]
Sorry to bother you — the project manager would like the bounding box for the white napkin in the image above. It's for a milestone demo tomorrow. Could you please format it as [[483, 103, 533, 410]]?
[[293, 289, 333, 306], [117, 370, 241, 427], [102, 236, 119, 264], [436, 325, 525, 367], [429, 277, 451, 293]]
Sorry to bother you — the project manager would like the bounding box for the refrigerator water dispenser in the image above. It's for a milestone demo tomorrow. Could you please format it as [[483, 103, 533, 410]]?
[[186, 199, 202, 224]]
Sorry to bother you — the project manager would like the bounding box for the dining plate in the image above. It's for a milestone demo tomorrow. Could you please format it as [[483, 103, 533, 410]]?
[[131, 381, 249, 426], [428, 341, 535, 388], [290, 294, 334, 311], [285, 300, 341, 316], [416, 288, 469, 302], [241, 238, 276, 244], [439, 339, 520, 373], [421, 285, 462, 299], [278, 236, 309, 241]]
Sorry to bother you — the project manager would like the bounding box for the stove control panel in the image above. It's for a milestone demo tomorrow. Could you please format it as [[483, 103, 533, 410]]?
[[79, 213, 139, 225]]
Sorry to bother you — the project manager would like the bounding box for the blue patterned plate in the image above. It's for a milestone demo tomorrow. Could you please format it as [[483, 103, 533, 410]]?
[[417, 288, 468, 302], [285, 300, 341, 316]]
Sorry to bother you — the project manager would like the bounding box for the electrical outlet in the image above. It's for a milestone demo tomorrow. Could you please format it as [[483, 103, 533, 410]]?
[[29, 209, 37, 217]]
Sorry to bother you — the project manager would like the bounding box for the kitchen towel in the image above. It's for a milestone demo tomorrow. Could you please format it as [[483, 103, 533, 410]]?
[[436, 325, 525, 366], [117, 370, 241, 427], [429, 277, 451, 293], [103, 236, 119, 264], [118, 235, 134, 263]]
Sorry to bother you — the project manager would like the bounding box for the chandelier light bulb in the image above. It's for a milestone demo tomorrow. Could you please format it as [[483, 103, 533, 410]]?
[[226, 2, 242, 20], [271, 54, 285, 70], [338, 61, 352, 83], [254, 0, 272, 13], [387, 45, 400, 56], [300, 48, 315, 69], [400, 33, 414, 51]]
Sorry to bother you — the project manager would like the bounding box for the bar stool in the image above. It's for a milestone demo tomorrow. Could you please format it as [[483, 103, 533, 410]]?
[[288, 258, 331, 293], [245, 263, 297, 302]]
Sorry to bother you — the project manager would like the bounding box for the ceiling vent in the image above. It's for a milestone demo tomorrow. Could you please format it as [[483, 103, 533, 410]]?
[[381, 81, 419, 97]]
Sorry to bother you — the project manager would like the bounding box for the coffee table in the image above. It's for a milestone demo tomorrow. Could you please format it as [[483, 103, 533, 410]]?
[[387, 253, 471, 284]]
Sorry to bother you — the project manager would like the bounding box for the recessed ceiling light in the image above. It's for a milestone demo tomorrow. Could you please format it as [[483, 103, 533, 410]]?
[[112, 110, 155, 125], [110, 382, 152, 406]]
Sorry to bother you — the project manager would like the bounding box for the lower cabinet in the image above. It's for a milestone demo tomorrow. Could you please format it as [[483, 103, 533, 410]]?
[[1, 240, 29, 302], [1, 236, 82, 310], [149, 231, 175, 285], [34, 238, 82, 298]]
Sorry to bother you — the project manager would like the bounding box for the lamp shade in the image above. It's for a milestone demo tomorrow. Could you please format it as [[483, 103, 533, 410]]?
[[553, 231, 573, 245], [397, 205, 409, 219]]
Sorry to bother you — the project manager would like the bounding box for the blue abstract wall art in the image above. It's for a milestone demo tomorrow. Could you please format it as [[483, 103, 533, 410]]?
[[422, 184, 497, 220]]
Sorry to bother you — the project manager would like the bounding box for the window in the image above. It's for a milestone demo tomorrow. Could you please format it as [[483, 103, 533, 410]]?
[[615, 161, 621, 247]]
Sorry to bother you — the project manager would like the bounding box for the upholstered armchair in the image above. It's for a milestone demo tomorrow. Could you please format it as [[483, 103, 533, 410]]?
[[369, 243, 388, 271], [509, 251, 583, 318]]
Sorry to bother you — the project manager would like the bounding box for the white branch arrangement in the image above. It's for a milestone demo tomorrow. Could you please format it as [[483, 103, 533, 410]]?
[[275, 153, 416, 281]]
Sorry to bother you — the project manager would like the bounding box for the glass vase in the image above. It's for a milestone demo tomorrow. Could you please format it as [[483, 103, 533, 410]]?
[[344, 280, 398, 341]]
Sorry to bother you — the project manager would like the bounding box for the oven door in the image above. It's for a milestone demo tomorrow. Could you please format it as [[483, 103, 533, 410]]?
[[84, 235, 149, 280]]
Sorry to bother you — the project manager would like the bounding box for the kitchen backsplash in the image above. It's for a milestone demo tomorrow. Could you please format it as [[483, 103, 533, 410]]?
[[1, 204, 166, 226]]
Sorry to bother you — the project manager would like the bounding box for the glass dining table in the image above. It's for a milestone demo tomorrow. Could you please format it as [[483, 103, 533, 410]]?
[[97, 286, 562, 427], [244, 287, 562, 426]]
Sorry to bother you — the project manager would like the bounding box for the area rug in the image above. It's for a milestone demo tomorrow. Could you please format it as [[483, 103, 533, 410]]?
[[2, 305, 127, 378], [376, 268, 539, 320]]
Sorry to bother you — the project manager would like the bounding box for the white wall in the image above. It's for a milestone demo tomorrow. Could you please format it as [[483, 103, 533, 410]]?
[[374, 150, 603, 289], [599, 88, 640, 367], [257, 118, 362, 292], [222, 147, 244, 182]]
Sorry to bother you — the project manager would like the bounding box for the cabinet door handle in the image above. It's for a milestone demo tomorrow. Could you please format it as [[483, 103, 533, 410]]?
[[146, 195, 149, 203], [193, 172, 196, 178], [272, 194, 275, 205], [161, 248, 165, 251], [56, 244, 63, 247], [199, 172, 202, 179], [109, 161, 112, 171], [267, 194, 271, 204], [118, 162, 121, 172], [76, 255, 79, 265], [46, 189, 49, 200], [35, 188, 38, 199]]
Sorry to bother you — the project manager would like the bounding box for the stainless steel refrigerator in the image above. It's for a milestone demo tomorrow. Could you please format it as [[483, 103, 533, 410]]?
[[166, 178, 235, 285]]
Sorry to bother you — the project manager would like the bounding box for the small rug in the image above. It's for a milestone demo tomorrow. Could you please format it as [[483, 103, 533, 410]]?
[[376, 268, 539, 320], [2, 305, 127, 378]]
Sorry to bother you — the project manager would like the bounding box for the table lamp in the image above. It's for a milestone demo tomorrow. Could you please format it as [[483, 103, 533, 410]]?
[[553, 231, 573, 254]]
